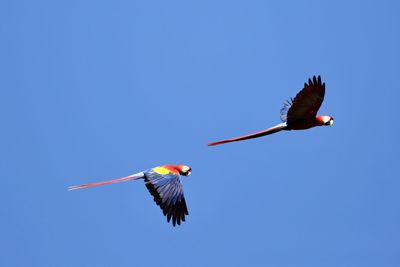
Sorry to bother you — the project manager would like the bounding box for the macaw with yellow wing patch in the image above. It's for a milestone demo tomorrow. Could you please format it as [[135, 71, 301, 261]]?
[[68, 164, 192, 226]]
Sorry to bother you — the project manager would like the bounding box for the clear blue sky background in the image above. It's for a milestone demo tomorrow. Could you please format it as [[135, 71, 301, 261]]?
[[1, 1, 399, 266]]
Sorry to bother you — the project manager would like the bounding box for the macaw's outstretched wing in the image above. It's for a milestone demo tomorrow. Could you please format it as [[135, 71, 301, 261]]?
[[144, 170, 188, 226], [281, 75, 325, 124]]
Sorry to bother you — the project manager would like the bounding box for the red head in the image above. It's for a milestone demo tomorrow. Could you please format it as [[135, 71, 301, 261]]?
[[173, 165, 192, 176]]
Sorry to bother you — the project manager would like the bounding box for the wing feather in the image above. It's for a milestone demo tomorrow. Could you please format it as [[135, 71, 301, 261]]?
[[280, 75, 325, 124], [144, 171, 188, 226]]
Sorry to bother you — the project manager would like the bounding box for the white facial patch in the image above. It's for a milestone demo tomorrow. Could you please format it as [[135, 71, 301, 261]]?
[[322, 116, 331, 124], [329, 119, 334, 126], [181, 165, 190, 173]]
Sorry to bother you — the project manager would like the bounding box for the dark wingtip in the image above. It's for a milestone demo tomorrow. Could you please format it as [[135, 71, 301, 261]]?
[[309, 75, 323, 86]]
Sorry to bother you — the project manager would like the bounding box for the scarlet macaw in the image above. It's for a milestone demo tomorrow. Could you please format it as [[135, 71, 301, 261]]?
[[208, 75, 334, 146], [68, 165, 192, 226]]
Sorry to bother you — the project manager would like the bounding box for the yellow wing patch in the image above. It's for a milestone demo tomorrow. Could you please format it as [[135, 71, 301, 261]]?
[[153, 166, 172, 175]]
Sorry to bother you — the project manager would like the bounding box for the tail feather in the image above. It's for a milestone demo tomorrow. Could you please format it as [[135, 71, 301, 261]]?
[[68, 172, 144, 191], [208, 123, 287, 146]]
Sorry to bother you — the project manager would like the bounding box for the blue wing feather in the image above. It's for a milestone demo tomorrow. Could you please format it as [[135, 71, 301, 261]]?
[[144, 171, 188, 226]]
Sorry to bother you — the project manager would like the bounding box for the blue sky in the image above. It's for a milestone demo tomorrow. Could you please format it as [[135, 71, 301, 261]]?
[[1, 0, 400, 266]]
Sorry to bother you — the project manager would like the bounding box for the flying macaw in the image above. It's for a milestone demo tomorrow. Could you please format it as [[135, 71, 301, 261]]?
[[208, 75, 334, 146], [68, 164, 192, 226]]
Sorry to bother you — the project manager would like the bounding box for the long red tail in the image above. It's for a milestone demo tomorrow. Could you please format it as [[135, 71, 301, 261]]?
[[68, 172, 144, 191], [208, 123, 287, 146]]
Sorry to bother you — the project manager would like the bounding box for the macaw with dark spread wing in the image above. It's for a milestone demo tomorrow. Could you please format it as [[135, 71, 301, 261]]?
[[68, 165, 192, 226], [208, 75, 334, 146]]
